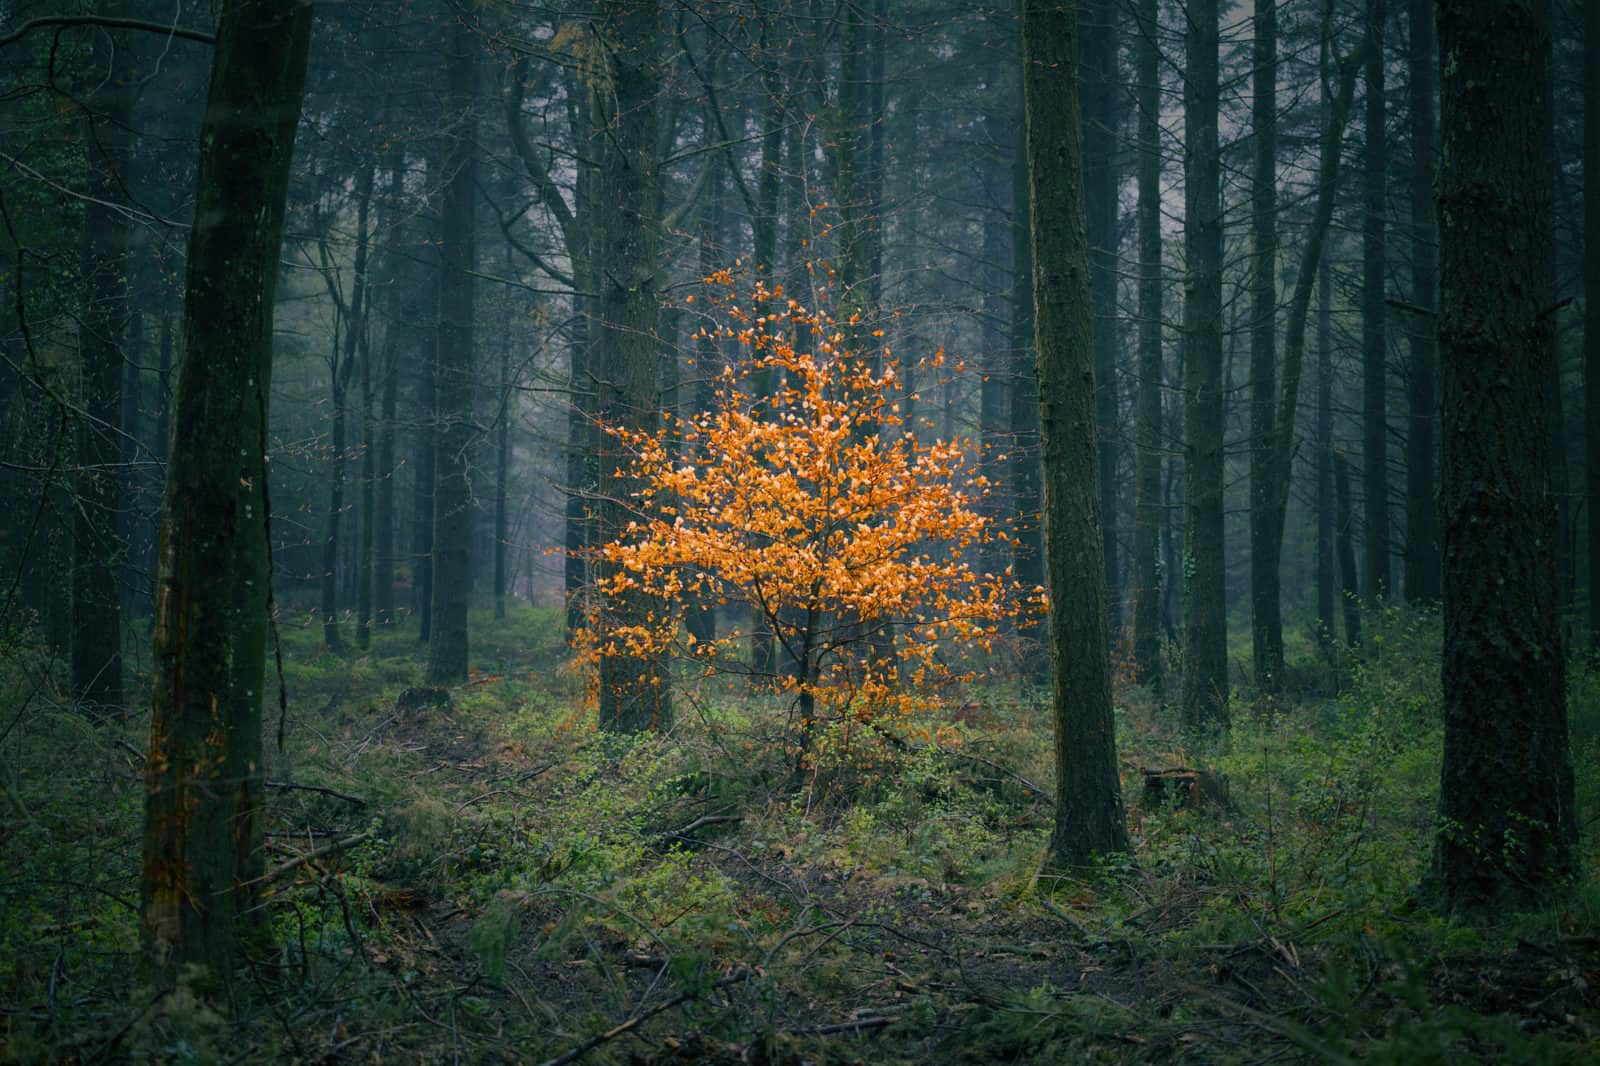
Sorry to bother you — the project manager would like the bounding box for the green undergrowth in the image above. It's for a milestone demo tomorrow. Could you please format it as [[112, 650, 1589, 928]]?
[[2, 603, 1598, 1062]]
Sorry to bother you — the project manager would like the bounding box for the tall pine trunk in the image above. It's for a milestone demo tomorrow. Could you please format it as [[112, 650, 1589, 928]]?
[[1084, 0, 1122, 632], [1180, 0, 1228, 729], [1023, 0, 1129, 868], [426, 16, 477, 684], [1403, 0, 1440, 603], [1248, 0, 1281, 693], [1433, 0, 1576, 907], [1362, 0, 1391, 600], [1131, 0, 1164, 691]]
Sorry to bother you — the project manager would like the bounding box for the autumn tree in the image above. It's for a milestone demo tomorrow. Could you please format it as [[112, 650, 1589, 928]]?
[[586, 277, 1027, 758]]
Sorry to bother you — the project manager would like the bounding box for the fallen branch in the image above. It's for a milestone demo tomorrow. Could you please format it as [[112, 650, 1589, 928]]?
[[267, 779, 367, 807], [663, 813, 742, 838], [537, 968, 751, 1066], [257, 831, 371, 887]]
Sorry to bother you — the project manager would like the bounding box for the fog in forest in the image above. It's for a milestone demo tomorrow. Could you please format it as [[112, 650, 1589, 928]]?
[[1, 0, 1597, 1061]]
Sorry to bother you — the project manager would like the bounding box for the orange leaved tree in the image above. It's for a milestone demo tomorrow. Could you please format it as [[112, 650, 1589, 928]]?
[[582, 274, 1035, 755]]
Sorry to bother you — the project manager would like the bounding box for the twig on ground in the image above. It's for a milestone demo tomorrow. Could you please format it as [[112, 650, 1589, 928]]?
[[267, 779, 367, 806]]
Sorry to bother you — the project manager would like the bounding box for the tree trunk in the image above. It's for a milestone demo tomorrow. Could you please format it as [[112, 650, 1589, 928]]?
[[426, 16, 477, 684], [1023, 0, 1129, 868], [1131, 0, 1163, 692], [1248, 0, 1281, 694], [1404, 0, 1440, 603], [1180, 0, 1228, 730], [1084, 0, 1121, 633], [1317, 254, 1336, 643], [1433, 0, 1576, 907], [373, 150, 406, 628], [1334, 450, 1363, 649], [72, 2, 132, 717], [1588, 0, 1600, 648], [594, 0, 670, 733], [1011, 57, 1045, 682], [320, 159, 374, 652], [1362, 0, 1391, 601], [140, 0, 311, 978]]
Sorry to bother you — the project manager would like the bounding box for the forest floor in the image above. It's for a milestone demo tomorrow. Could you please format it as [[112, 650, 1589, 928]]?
[[4, 603, 1600, 1063]]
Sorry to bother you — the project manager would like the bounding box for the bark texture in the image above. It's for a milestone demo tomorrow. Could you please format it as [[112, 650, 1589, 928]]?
[[1433, 0, 1576, 908], [594, 0, 670, 733], [1022, 0, 1129, 868], [1130, 0, 1163, 691], [140, 0, 312, 978]]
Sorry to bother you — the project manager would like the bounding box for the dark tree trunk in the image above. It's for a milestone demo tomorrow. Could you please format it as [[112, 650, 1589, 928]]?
[[1083, 0, 1121, 633], [1023, 0, 1129, 869], [1248, 0, 1281, 694], [373, 151, 406, 628], [1317, 255, 1336, 642], [1433, 0, 1576, 907], [1404, 0, 1440, 603], [1334, 450, 1363, 649], [1131, 0, 1163, 691], [1588, 0, 1600, 648], [140, 0, 311, 978], [1180, 0, 1228, 729], [320, 159, 374, 652], [1010, 72, 1044, 681], [426, 15, 477, 684], [72, 2, 133, 717], [594, 0, 670, 733], [1362, 0, 1391, 601]]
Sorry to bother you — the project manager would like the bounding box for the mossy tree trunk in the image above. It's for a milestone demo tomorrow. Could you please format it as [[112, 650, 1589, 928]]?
[[1432, 0, 1576, 909], [1010, 57, 1044, 682], [140, 0, 312, 980], [1022, 0, 1129, 868], [594, 0, 670, 733]]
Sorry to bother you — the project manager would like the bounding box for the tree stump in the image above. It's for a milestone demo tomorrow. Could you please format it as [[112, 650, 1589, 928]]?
[[1141, 767, 1231, 812]]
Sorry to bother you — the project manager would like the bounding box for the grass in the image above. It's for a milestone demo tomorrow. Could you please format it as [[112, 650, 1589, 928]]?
[[1, 601, 1597, 1063]]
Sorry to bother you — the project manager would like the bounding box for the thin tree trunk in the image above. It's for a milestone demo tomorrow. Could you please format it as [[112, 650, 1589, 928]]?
[[1317, 252, 1336, 643], [1180, 0, 1228, 730], [1083, 0, 1122, 633], [320, 159, 375, 652], [141, 0, 311, 978], [1588, 0, 1600, 648], [1362, 0, 1391, 600], [1023, 0, 1129, 867], [1011, 67, 1045, 681], [1334, 450, 1363, 649], [1131, 0, 1163, 691], [1248, 0, 1281, 693], [373, 150, 406, 628], [1404, 0, 1440, 603], [72, 2, 132, 717], [1433, 0, 1575, 906], [426, 17, 477, 684]]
